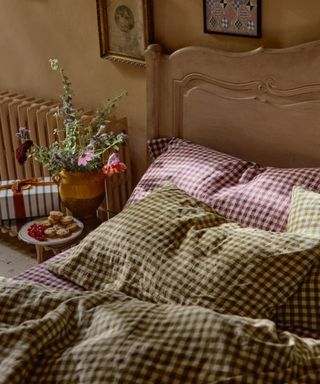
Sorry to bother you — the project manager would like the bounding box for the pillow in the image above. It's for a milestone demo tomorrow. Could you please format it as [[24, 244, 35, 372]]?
[[147, 137, 172, 161], [287, 186, 320, 236], [274, 263, 320, 335], [49, 182, 320, 319], [133, 138, 320, 232], [210, 166, 320, 232], [274, 187, 320, 334], [128, 138, 254, 206]]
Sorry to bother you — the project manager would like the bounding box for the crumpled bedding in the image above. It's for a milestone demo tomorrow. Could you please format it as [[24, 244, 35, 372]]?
[[1, 277, 320, 384], [48, 183, 320, 320]]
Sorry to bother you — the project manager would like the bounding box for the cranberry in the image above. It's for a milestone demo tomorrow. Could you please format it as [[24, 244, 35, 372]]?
[[27, 223, 47, 241]]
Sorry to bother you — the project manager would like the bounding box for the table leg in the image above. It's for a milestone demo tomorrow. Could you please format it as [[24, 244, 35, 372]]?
[[35, 245, 44, 263]]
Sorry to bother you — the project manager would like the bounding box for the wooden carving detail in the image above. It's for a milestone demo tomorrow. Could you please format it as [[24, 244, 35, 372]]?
[[174, 73, 320, 104], [172, 72, 320, 137]]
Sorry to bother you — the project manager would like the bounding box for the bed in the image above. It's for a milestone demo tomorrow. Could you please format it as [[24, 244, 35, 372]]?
[[4, 40, 320, 383]]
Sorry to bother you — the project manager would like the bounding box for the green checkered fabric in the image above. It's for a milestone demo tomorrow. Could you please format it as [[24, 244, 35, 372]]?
[[287, 186, 320, 237], [2, 278, 320, 383], [49, 182, 320, 319]]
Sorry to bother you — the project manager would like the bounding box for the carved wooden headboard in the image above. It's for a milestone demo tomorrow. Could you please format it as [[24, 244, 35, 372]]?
[[145, 41, 320, 167]]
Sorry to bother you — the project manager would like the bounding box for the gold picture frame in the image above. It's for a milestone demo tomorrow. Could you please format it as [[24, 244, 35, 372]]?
[[96, 0, 153, 66]]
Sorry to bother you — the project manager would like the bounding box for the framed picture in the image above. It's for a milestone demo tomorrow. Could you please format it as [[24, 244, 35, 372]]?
[[96, 0, 153, 66], [203, 0, 261, 38]]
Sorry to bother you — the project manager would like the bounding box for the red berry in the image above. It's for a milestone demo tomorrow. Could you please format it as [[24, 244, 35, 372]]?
[[27, 223, 47, 241]]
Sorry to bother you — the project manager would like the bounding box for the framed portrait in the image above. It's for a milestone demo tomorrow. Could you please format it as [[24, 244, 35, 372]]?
[[203, 0, 261, 38], [96, 0, 153, 66]]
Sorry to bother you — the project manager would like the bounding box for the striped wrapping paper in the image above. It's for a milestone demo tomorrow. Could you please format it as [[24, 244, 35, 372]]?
[[0, 177, 60, 221]]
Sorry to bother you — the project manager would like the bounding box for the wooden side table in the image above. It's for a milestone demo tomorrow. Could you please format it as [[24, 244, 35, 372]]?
[[18, 218, 84, 263]]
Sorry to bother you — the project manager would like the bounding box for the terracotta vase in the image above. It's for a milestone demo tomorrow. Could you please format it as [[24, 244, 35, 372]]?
[[56, 170, 106, 219]]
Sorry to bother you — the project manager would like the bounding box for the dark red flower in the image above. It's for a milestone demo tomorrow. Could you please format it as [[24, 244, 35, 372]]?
[[16, 140, 33, 165]]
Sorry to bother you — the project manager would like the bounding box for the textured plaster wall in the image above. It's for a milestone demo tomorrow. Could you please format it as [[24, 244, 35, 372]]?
[[0, 0, 319, 183]]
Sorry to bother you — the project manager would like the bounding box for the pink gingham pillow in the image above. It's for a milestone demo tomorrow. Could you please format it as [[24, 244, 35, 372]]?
[[210, 167, 320, 232], [127, 138, 254, 206], [147, 137, 172, 161]]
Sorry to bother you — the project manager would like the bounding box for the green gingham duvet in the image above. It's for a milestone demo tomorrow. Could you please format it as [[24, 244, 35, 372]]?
[[50, 183, 320, 320], [3, 182, 320, 383], [1, 277, 320, 384]]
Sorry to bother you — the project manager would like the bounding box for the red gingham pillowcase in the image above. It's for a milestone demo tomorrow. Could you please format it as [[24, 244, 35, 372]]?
[[127, 138, 254, 206], [147, 137, 172, 161], [210, 167, 320, 232]]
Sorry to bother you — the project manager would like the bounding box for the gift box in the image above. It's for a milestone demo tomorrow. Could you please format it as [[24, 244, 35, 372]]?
[[0, 177, 60, 221]]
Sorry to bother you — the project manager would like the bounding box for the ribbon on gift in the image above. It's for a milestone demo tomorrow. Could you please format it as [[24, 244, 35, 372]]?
[[0, 178, 55, 219]]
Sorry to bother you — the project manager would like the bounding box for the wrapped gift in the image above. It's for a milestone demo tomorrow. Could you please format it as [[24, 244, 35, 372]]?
[[0, 177, 60, 221]]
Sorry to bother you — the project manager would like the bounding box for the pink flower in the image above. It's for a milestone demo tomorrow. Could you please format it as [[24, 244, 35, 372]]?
[[78, 150, 94, 166], [102, 152, 126, 176]]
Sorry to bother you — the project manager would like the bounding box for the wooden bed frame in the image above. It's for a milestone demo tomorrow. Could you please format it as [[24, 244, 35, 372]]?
[[145, 41, 320, 168]]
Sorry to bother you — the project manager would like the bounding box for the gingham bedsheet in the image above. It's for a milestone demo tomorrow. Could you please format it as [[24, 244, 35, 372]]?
[[2, 277, 320, 384]]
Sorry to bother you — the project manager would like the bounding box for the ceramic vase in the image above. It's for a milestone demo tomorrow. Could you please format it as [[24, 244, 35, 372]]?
[[56, 170, 105, 219]]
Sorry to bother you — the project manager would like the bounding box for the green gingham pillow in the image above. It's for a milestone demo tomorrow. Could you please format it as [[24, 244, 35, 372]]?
[[287, 186, 320, 237], [273, 186, 320, 334], [49, 182, 320, 319]]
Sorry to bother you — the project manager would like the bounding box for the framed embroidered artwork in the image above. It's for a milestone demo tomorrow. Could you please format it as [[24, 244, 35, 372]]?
[[96, 0, 153, 66], [203, 0, 261, 38]]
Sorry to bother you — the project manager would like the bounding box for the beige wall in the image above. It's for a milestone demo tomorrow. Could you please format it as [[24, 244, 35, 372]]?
[[0, 0, 320, 183], [155, 0, 320, 52]]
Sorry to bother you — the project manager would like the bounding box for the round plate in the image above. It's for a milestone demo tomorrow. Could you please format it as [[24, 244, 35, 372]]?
[[18, 217, 84, 247]]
